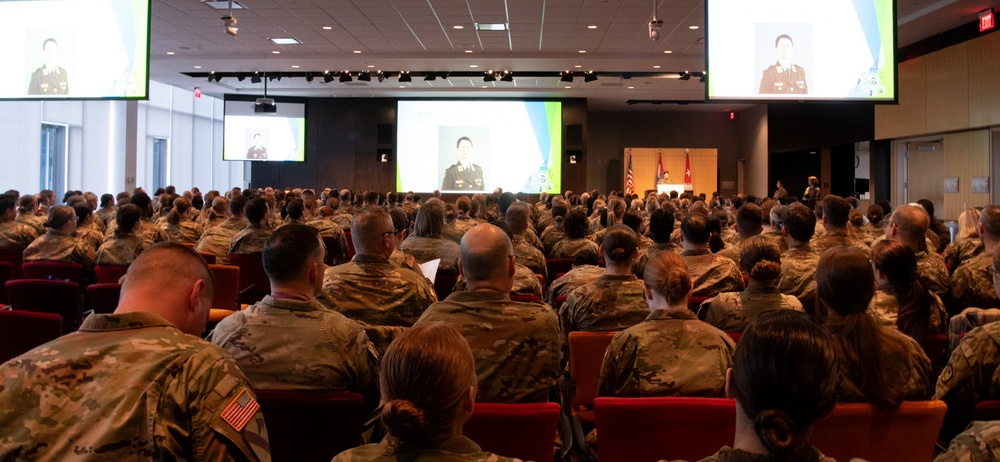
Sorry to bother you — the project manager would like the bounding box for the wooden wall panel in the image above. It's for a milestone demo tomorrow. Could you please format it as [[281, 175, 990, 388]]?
[[943, 129, 991, 220], [968, 32, 1000, 128], [875, 58, 927, 139], [623, 148, 718, 196], [925, 43, 970, 134]]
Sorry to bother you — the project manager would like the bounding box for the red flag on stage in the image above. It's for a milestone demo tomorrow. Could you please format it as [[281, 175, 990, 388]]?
[[625, 155, 634, 196], [684, 151, 692, 191], [656, 152, 665, 182]]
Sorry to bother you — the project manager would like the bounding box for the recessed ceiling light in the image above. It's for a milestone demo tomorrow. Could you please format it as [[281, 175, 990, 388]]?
[[353, 50, 361, 54], [689, 25, 700, 29], [322, 26, 332, 30], [481, 85, 488, 88], [270, 38, 301, 45], [578, 50, 586, 53], [399, 85, 405, 88], [166, 51, 175, 55], [663, 50, 672, 54], [204, 0, 244, 9], [469, 64, 479, 68], [564, 86, 571, 89], [574, 65, 582, 68], [291, 65, 300, 68], [367, 65, 375, 68], [628, 86, 635, 89], [653, 65, 661, 69], [453, 25, 464, 29], [587, 25, 597, 29], [475, 23, 508, 31], [193, 65, 202, 69], [271, 51, 281, 54], [464, 49, 473, 53]]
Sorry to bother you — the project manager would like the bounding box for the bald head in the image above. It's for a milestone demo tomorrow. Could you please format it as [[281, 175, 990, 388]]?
[[117, 242, 215, 335], [460, 224, 514, 286], [890, 204, 930, 248]]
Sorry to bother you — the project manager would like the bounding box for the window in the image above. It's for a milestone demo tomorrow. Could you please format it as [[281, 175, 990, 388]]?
[[40, 123, 67, 197], [152, 137, 169, 190]]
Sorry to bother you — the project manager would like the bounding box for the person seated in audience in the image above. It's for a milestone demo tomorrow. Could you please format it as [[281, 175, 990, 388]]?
[[693, 310, 840, 462], [200, 195, 229, 230], [540, 199, 568, 257], [72, 203, 104, 252], [306, 205, 349, 265], [680, 214, 744, 298], [328, 197, 353, 230], [884, 203, 951, 308], [162, 197, 203, 244], [23, 205, 95, 270], [414, 224, 560, 403], [452, 221, 544, 298], [95, 204, 147, 267], [507, 202, 547, 281], [322, 206, 436, 354], [81, 192, 107, 234], [848, 209, 873, 247], [450, 196, 479, 239], [811, 194, 870, 258], [386, 207, 418, 270], [195, 195, 247, 266], [718, 203, 765, 270], [919, 198, 951, 253], [15, 195, 45, 234], [943, 208, 984, 274], [280, 198, 307, 226], [935, 249, 1000, 446], [229, 197, 273, 256], [95, 193, 116, 226], [210, 225, 378, 405], [777, 203, 820, 316], [111, 192, 167, 249], [0, 243, 270, 460], [551, 208, 600, 259], [559, 224, 648, 342], [866, 204, 886, 240], [870, 239, 948, 339], [598, 251, 734, 397], [0, 196, 37, 249], [760, 203, 788, 252], [400, 200, 461, 273], [951, 205, 1000, 312], [331, 323, 520, 462], [698, 236, 803, 332], [590, 197, 627, 245], [547, 249, 605, 307], [633, 208, 683, 278], [817, 246, 934, 406], [935, 420, 1000, 462]]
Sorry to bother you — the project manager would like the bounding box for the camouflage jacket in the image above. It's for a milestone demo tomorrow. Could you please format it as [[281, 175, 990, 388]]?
[[559, 274, 649, 342], [22, 229, 94, 266], [951, 252, 1000, 313], [95, 233, 147, 267], [680, 249, 745, 298], [716, 239, 746, 273], [321, 254, 437, 328], [15, 213, 45, 235], [0, 220, 37, 249], [333, 436, 521, 462], [196, 225, 240, 265], [163, 220, 205, 244], [833, 325, 933, 404], [414, 290, 560, 403], [0, 312, 270, 461], [400, 236, 461, 274], [229, 225, 273, 256], [943, 237, 984, 275], [597, 309, 735, 398], [550, 238, 600, 260], [778, 244, 819, 316], [934, 321, 1000, 445], [633, 241, 684, 279], [307, 219, 349, 265], [934, 420, 1000, 462], [547, 265, 605, 306], [453, 263, 543, 298], [138, 220, 168, 249], [869, 287, 948, 336], [208, 296, 378, 406], [76, 225, 104, 252], [332, 213, 353, 230], [512, 234, 547, 280], [698, 284, 804, 333], [539, 219, 566, 257], [811, 230, 872, 259], [916, 250, 952, 304]]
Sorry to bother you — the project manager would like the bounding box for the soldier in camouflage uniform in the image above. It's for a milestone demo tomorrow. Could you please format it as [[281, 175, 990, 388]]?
[[0, 243, 270, 460], [162, 197, 204, 244], [934, 420, 1000, 462], [399, 201, 461, 273], [717, 203, 765, 271], [306, 206, 349, 265], [507, 203, 548, 281], [73, 204, 105, 252], [633, 209, 682, 277], [210, 225, 378, 407], [551, 208, 600, 259], [0, 196, 37, 249], [778, 204, 820, 316], [547, 250, 605, 307], [108, 192, 168, 249], [23, 205, 95, 269], [229, 198, 274, 256], [413, 224, 560, 403], [951, 206, 1000, 313], [453, 262, 543, 298], [810, 195, 872, 258], [943, 209, 985, 273], [679, 214, 744, 298], [598, 251, 734, 398], [195, 195, 248, 266], [540, 201, 568, 257], [94, 204, 148, 266], [15, 195, 45, 235], [698, 236, 803, 332], [885, 204, 952, 304]]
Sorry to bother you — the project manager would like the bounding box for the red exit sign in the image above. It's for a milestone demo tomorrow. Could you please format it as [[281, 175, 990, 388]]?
[[981, 9, 995, 32]]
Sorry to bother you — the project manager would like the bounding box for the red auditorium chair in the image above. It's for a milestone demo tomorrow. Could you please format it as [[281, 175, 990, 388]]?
[[254, 390, 364, 462], [0, 261, 11, 305], [811, 400, 946, 462], [208, 264, 241, 323], [510, 294, 542, 302], [0, 248, 24, 279], [0, 310, 63, 363], [86, 283, 122, 314], [4, 279, 82, 334], [919, 333, 948, 374], [22, 260, 85, 285], [567, 330, 618, 456], [199, 253, 217, 264], [228, 253, 269, 305], [545, 258, 574, 280], [553, 295, 568, 311], [434, 271, 459, 301], [95, 265, 129, 284], [343, 230, 356, 261], [463, 402, 561, 462], [975, 400, 1000, 421], [688, 296, 710, 312], [594, 397, 736, 462]]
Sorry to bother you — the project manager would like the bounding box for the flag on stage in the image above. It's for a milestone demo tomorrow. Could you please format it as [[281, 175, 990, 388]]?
[[684, 151, 693, 191], [656, 152, 665, 182], [625, 155, 634, 196]]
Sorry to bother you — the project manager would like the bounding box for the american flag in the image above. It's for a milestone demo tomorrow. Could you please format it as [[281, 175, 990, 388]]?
[[625, 155, 634, 196], [221, 389, 260, 432]]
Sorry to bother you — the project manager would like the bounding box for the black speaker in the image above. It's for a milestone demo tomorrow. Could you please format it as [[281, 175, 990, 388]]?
[[377, 124, 394, 145], [565, 124, 582, 146]]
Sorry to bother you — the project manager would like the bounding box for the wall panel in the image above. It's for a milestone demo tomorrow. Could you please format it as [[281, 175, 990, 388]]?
[[943, 129, 990, 219], [925, 43, 969, 134]]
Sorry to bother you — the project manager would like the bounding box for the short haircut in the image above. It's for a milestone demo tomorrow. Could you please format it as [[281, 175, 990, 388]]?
[[781, 204, 816, 242], [352, 206, 393, 251], [388, 208, 409, 233], [456, 196, 471, 214], [551, 201, 568, 219], [43, 38, 58, 49], [244, 198, 268, 223], [890, 204, 930, 243], [124, 242, 214, 301], [285, 198, 304, 220], [621, 210, 643, 234], [505, 202, 530, 234], [563, 209, 589, 239], [456, 136, 472, 148], [573, 248, 599, 266], [981, 205, 1000, 238], [498, 192, 517, 216], [263, 224, 322, 283], [775, 34, 794, 47], [736, 203, 764, 234], [229, 195, 248, 215], [681, 214, 710, 245], [459, 224, 512, 282], [0, 197, 15, 214], [821, 195, 851, 228]]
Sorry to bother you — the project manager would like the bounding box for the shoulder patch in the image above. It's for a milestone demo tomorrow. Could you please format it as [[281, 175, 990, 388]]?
[[221, 388, 260, 432], [940, 364, 954, 383]]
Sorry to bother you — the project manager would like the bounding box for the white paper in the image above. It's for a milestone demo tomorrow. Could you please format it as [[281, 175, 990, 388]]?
[[418, 258, 441, 283]]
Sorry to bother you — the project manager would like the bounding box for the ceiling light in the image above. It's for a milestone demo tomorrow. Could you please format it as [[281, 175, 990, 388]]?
[[679, 72, 691, 81], [291, 65, 300, 68], [627, 86, 634, 89], [340, 72, 352, 82], [166, 51, 175, 55], [251, 74, 262, 84], [653, 65, 661, 69], [271, 51, 280, 54], [663, 50, 672, 54], [353, 50, 361, 54], [584, 72, 597, 82], [587, 25, 597, 29], [398, 72, 411, 83], [560, 72, 573, 83], [564, 86, 571, 89], [193, 65, 202, 69], [204, 1, 244, 9], [322, 26, 332, 30], [270, 38, 301, 45], [398, 85, 405, 88], [377, 72, 385, 83], [323, 72, 334, 83], [484, 72, 496, 82], [469, 64, 479, 68], [574, 65, 582, 68], [207, 74, 214, 83], [500, 72, 513, 82], [424, 73, 437, 81], [236, 73, 245, 81], [358, 72, 371, 82], [464, 50, 473, 53], [367, 65, 375, 68], [578, 50, 586, 53], [440, 72, 450, 80], [475, 23, 508, 31], [305, 72, 313, 82], [688, 25, 699, 29], [453, 25, 464, 29], [481, 85, 488, 88]]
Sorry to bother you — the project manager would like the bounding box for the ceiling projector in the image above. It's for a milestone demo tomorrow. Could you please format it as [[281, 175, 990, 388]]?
[[254, 98, 276, 113]]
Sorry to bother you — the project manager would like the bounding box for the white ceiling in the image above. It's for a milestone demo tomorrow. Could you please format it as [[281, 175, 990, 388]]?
[[149, 0, 1000, 111]]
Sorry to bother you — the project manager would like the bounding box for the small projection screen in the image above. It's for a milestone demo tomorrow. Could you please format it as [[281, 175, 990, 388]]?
[[223, 100, 306, 162]]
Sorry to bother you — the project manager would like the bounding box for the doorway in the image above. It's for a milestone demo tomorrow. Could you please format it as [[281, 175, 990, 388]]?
[[904, 139, 944, 216]]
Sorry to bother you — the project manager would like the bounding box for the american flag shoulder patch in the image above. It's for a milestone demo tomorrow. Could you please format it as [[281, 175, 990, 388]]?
[[221, 388, 260, 432]]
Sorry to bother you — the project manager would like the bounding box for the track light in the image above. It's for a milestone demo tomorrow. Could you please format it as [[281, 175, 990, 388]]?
[[697, 72, 706, 83], [236, 73, 246, 82], [323, 72, 334, 83], [358, 72, 371, 82], [250, 74, 261, 84], [339, 72, 352, 82], [440, 72, 450, 80], [584, 71, 597, 82], [424, 73, 436, 81], [207, 74, 214, 83], [483, 71, 496, 82], [500, 71, 513, 82], [678, 72, 691, 81], [398, 71, 411, 83], [560, 71, 573, 83], [305, 72, 313, 82], [377, 71, 385, 83]]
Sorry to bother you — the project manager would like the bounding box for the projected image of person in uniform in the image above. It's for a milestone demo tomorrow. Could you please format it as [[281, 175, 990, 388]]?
[[27, 39, 69, 95], [758, 34, 807, 95], [441, 136, 484, 191], [246, 133, 268, 160]]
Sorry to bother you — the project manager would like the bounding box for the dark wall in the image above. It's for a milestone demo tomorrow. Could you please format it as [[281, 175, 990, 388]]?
[[251, 98, 588, 193]]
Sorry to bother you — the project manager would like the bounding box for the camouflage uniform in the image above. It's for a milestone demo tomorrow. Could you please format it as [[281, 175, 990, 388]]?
[[547, 264, 605, 306], [951, 252, 1000, 313], [559, 274, 649, 342], [307, 218, 349, 265], [0, 220, 37, 249], [454, 263, 543, 298], [934, 420, 1000, 462], [778, 244, 819, 316], [761, 229, 788, 252], [535, 209, 553, 235], [332, 213, 353, 230], [76, 224, 104, 252], [550, 238, 600, 259], [95, 207, 116, 226], [0, 312, 270, 460], [696, 446, 835, 462], [916, 250, 952, 304], [935, 321, 1000, 444], [138, 220, 168, 249], [869, 288, 948, 335], [853, 226, 874, 247], [399, 236, 461, 274], [597, 309, 735, 397], [697, 285, 804, 333], [332, 436, 520, 462], [208, 295, 378, 405], [540, 219, 566, 257], [633, 242, 684, 279], [414, 291, 560, 403], [196, 225, 240, 266], [200, 214, 228, 231], [811, 230, 872, 259], [680, 249, 745, 298], [229, 225, 273, 256], [716, 240, 746, 272], [834, 326, 933, 404], [23, 229, 94, 266], [164, 220, 204, 243], [943, 237, 984, 274], [217, 216, 250, 232], [94, 233, 147, 266], [512, 234, 547, 281], [15, 213, 45, 235]]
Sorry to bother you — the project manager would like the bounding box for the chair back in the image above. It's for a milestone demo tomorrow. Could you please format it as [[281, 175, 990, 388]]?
[[688, 296, 710, 312], [254, 390, 364, 462], [343, 230, 356, 261], [434, 271, 459, 301], [5, 279, 82, 334], [546, 258, 574, 280], [919, 334, 948, 375], [322, 236, 346, 266], [95, 265, 129, 284], [510, 294, 541, 302], [22, 261, 85, 285], [553, 295, 568, 311], [726, 331, 742, 343], [0, 261, 10, 305], [208, 264, 241, 311], [86, 283, 122, 314], [594, 396, 736, 462], [0, 309, 63, 363], [464, 402, 561, 462], [568, 331, 618, 421], [975, 400, 1000, 421], [228, 253, 269, 304], [0, 248, 24, 279], [199, 253, 217, 264], [811, 400, 947, 462]]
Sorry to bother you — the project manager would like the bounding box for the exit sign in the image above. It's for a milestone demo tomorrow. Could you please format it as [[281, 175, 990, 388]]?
[[981, 9, 995, 32]]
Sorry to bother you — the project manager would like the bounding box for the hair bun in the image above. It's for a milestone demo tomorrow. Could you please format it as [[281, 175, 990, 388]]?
[[750, 260, 782, 281], [753, 409, 800, 454], [381, 399, 427, 442]]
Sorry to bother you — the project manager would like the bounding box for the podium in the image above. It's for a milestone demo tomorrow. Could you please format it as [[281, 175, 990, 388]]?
[[656, 183, 686, 196]]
